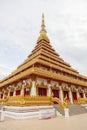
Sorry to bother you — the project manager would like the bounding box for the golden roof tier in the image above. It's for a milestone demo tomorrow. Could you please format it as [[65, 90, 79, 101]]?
[[0, 14, 87, 88]]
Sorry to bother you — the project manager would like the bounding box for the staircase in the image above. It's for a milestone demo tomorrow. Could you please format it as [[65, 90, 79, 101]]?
[[54, 104, 87, 117], [54, 105, 65, 116], [69, 104, 87, 116]]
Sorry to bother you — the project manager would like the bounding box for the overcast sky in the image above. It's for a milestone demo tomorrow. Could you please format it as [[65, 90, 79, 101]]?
[[0, 0, 87, 79]]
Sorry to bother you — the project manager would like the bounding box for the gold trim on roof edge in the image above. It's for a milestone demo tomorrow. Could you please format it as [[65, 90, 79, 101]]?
[[0, 67, 87, 88]]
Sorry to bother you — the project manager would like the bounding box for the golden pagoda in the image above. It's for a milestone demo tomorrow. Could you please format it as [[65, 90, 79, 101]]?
[[0, 14, 87, 109]]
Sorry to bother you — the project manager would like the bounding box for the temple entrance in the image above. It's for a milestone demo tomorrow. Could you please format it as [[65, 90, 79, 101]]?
[[79, 92, 83, 98], [63, 91, 69, 100], [52, 89, 59, 104], [72, 92, 77, 100], [16, 90, 20, 96], [52, 89, 59, 98], [24, 88, 30, 96], [10, 92, 13, 96], [38, 88, 47, 96]]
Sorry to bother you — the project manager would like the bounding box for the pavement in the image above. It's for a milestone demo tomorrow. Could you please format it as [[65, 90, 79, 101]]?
[[0, 114, 87, 130]]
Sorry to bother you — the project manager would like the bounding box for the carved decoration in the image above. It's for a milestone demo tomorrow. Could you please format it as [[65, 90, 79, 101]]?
[[36, 82, 48, 89], [31, 75, 37, 81], [16, 85, 22, 90], [71, 87, 77, 92], [24, 81, 32, 88], [58, 81, 62, 86], [51, 85, 60, 90], [78, 87, 84, 93], [47, 79, 51, 84]]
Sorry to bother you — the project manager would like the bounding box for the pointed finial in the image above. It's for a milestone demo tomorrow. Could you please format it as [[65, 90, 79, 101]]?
[[37, 13, 50, 43], [42, 13, 44, 20], [40, 13, 46, 33]]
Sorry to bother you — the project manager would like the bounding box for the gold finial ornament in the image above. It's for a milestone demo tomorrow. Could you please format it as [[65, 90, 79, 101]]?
[[40, 13, 46, 33], [37, 13, 50, 43]]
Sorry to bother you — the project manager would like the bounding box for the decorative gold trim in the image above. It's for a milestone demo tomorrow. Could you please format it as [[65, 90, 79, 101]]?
[[51, 97, 68, 109], [24, 82, 32, 88], [0, 96, 51, 106], [31, 75, 37, 81], [62, 88, 69, 91], [51, 86, 60, 90], [36, 82, 48, 88]]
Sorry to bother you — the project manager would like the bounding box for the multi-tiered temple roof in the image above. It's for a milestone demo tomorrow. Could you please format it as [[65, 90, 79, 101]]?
[[0, 14, 87, 88]]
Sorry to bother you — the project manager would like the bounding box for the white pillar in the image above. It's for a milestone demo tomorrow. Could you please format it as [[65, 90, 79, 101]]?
[[64, 108, 69, 117], [31, 81, 36, 96], [0, 108, 5, 121], [21, 85, 24, 96], [59, 86, 64, 103], [13, 89, 16, 96], [69, 89, 73, 104], [77, 90, 80, 99], [83, 92, 86, 98], [2, 93, 5, 99], [47, 84, 51, 97]]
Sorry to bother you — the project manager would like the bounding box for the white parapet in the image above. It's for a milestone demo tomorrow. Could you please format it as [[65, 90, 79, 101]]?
[[39, 108, 55, 119], [64, 108, 69, 118], [4, 106, 56, 120]]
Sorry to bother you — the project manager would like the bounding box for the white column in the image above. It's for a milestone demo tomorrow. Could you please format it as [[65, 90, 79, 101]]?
[[13, 89, 16, 96], [77, 90, 80, 99], [69, 88, 73, 104], [64, 108, 69, 117], [59, 86, 64, 103], [21, 85, 24, 96], [31, 81, 36, 96], [47, 84, 51, 97], [83, 92, 86, 98], [2, 93, 5, 99]]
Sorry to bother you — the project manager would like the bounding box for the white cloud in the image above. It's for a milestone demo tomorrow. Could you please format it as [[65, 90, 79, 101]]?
[[0, 0, 87, 79], [0, 64, 16, 79]]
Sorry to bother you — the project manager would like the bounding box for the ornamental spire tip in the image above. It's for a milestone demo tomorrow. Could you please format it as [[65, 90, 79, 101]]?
[[40, 13, 46, 33], [37, 13, 50, 43]]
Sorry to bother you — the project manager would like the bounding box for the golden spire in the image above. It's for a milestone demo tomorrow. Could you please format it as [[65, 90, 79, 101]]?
[[40, 13, 46, 33], [37, 13, 50, 43]]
